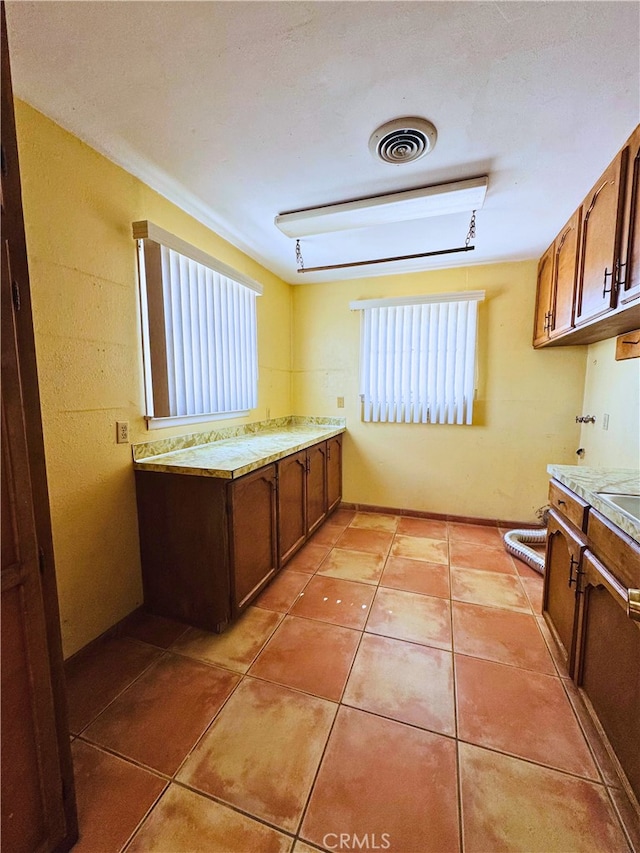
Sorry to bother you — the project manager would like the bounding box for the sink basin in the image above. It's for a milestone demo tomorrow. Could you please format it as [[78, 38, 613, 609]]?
[[596, 492, 640, 524]]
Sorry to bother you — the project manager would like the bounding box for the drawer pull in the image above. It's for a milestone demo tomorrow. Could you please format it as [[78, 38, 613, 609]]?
[[628, 589, 640, 623], [557, 499, 566, 506]]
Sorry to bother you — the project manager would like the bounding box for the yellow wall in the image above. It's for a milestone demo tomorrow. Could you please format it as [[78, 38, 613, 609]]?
[[578, 336, 640, 468], [15, 101, 293, 657], [292, 263, 587, 522]]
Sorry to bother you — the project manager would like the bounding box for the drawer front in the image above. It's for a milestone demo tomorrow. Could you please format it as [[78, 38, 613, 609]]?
[[587, 509, 640, 589], [548, 479, 589, 531]]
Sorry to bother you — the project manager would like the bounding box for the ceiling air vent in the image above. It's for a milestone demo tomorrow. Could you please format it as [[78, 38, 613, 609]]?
[[369, 117, 437, 164]]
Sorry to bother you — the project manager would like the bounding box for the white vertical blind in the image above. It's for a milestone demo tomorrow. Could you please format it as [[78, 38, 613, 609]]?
[[354, 292, 483, 424], [160, 246, 258, 417]]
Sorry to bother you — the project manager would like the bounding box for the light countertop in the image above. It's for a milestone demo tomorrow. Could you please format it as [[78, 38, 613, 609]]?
[[133, 417, 346, 479], [547, 465, 640, 542]]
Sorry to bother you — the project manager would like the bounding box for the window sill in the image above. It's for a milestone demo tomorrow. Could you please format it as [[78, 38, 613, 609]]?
[[145, 410, 250, 430]]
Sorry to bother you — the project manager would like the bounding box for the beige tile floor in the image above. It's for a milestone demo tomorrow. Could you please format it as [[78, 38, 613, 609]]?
[[65, 509, 639, 852]]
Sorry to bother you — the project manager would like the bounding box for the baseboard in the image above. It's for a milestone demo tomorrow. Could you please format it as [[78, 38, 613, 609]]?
[[338, 501, 540, 531]]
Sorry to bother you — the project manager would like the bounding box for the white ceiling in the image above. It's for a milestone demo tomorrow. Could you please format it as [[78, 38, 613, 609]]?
[[6, 1, 640, 284]]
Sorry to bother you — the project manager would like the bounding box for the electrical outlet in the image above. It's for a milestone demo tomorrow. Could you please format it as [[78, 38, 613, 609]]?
[[116, 421, 129, 444], [602, 413, 610, 431], [337, 396, 345, 408]]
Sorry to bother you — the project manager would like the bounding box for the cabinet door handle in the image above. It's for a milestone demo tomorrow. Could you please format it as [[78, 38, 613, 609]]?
[[628, 589, 640, 622], [568, 555, 582, 589], [615, 257, 627, 289], [602, 267, 615, 298]]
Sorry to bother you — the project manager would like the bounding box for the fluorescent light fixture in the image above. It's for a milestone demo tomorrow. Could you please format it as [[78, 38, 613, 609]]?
[[275, 176, 488, 238]]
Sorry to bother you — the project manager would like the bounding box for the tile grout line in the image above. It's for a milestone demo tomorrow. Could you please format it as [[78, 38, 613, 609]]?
[[71, 648, 170, 738], [449, 535, 465, 853]]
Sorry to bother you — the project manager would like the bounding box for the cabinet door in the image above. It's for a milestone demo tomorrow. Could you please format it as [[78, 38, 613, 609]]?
[[542, 510, 586, 676], [230, 465, 277, 611], [326, 435, 343, 515], [306, 442, 327, 535], [533, 244, 555, 346], [549, 210, 580, 338], [575, 152, 627, 325], [277, 451, 307, 567], [575, 551, 640, 801], [619, 125, 640, 305]]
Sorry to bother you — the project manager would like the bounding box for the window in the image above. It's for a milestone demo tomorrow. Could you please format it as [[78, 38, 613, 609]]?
[[134, 221, 262, 428], [350, 291, 484, 424]]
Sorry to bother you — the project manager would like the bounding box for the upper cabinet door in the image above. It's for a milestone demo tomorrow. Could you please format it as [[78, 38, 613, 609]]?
[[575, 152, 627, 325], [532, 244, 555, 346], [549, 209, 581, 338], [619, 125, 640, 305]]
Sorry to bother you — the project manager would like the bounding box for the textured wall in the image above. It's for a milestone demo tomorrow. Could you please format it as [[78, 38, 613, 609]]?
[[16, 100, 293, 657], [292, 262, 588, 523], [579, 336, 640, 468]]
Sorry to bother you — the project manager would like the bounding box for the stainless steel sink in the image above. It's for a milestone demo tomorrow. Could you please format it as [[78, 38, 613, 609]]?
[[596, 492, 640, 524]]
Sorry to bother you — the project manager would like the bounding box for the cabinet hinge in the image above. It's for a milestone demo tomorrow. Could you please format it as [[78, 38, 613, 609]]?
[[12, 280, 21, 312], [38, 547, 45, 575]]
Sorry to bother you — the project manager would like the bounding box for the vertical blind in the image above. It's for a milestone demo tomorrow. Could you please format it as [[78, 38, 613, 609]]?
[[161, 246, 258, 417], [351, 292, 484, 424]]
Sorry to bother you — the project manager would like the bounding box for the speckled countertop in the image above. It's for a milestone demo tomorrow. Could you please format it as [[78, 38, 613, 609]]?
[[133, 416, 346, 479], [548, 465, 640, 542]]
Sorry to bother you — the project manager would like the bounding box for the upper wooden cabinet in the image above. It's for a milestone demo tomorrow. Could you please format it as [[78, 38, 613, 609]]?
[[533, 211, 581, 346], [534, 124, 640, 348], [533, 244, 555, 346], [575, 152, 626, 326], [619, 124, 640, 306]]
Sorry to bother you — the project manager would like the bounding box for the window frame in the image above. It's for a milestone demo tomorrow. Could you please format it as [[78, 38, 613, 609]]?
[[350, 290, 485, 425], [133, 221, 263, 429]]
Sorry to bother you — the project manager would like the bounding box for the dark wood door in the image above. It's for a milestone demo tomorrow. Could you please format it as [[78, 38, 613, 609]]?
[[575, 551, 640, 801], [1, 6, 77, 849], [533, 244, 554, 346], [549, 209, 580, 338], [542, 510, 585, 676], [306, 442, 327, 535], [620, 125, 640, 306], [277, 451, 307, 566], [575, 152, 627, 325], [326, 435, 342, 515], [230, 465, 277, 611]]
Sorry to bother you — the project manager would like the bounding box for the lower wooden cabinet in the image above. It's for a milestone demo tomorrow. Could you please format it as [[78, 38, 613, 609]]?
[[576, 551, 640, 799], [542, 510, 586, 676], [135, 471, 232, 632], [327, 435, 343, 513], [229, 466, 277, 610], [544, 479, 640, 803], [307, 442, 328, 535], [277, 451, 307, 566], [135, 434, 343, 630]]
